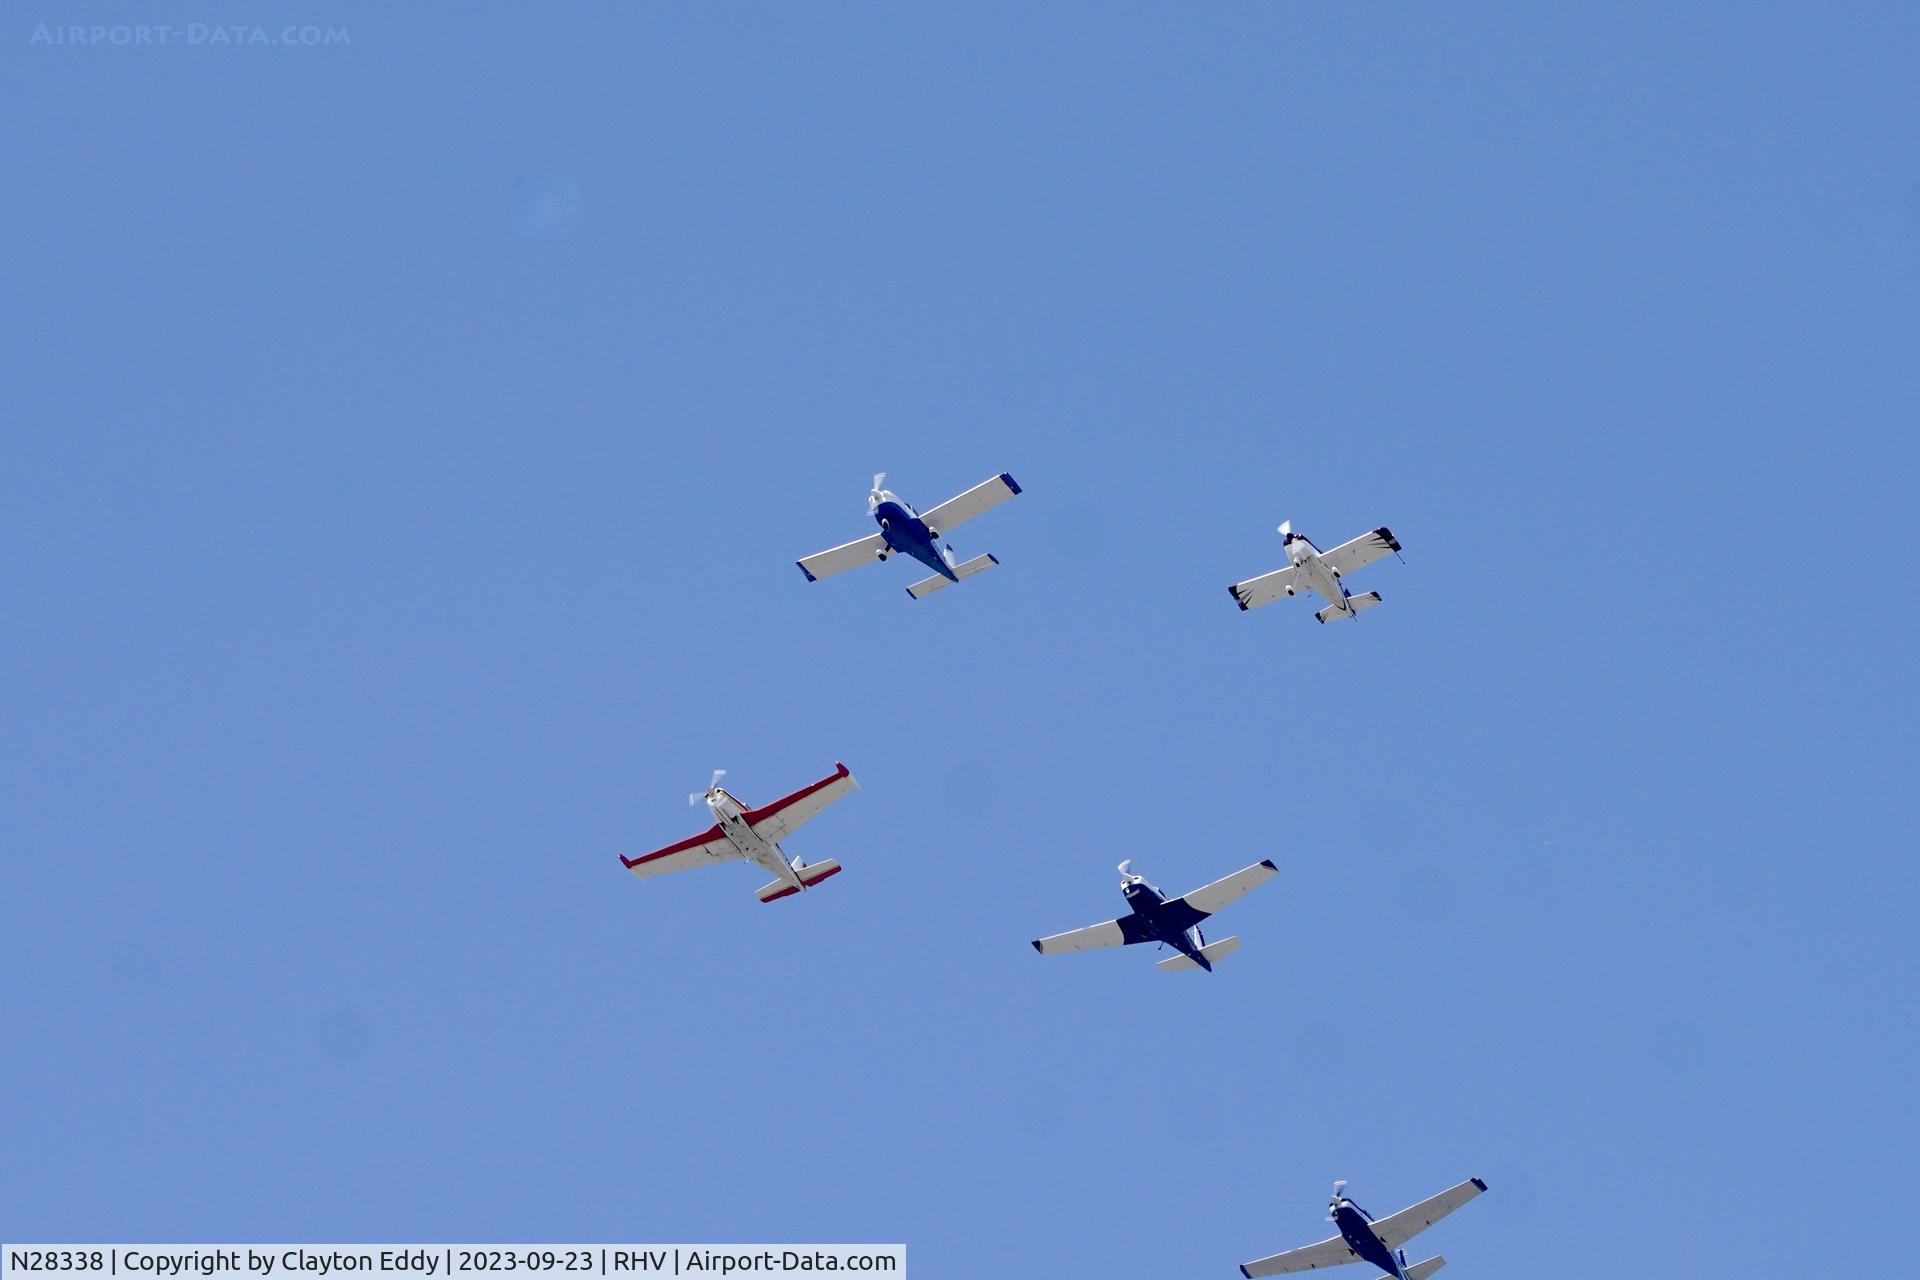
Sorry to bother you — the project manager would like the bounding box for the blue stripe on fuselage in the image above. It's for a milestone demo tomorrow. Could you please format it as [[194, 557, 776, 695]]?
[[873, 500, 957, 582]]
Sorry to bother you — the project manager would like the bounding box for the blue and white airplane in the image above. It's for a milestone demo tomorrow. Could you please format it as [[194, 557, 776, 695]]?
[[797, 472, 1023, 599], [1031, 858, 1278, 972], [1241, 1178, 1488, 1280]]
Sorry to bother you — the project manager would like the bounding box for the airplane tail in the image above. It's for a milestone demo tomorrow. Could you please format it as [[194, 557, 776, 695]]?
[[1401, 1258, 1446, 1280], [907, 553, 998, 599], [1157, 936, 1241, 972], [1315, 591, 1382, 624], [756, 859, 843, 903]]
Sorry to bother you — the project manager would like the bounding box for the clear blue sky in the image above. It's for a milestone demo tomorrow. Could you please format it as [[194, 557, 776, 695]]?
[[3, 4, 1915, 1275]]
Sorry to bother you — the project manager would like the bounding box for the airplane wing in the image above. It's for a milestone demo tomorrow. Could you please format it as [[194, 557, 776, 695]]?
[[745, 762, 859, 845], [1239, 1233, 1359, 1277], [1369, 1178, 1486, 1254], [1031, 915, 1155, 955], [1159, 859, 1279, 932], [620, 824, 738, 880], [1319, 527, 1402, 578], [798, 532, 888, 582], [917, 472, 1022, 537], [1229, 565, 1306, 611]]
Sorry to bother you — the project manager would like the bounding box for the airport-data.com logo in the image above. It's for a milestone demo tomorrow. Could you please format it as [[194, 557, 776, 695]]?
[[29, 22, 351, 48]]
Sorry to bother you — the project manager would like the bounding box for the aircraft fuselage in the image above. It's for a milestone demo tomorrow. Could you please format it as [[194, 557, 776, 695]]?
[[1331, 1202, 1403, 1278], [872, 499, 958, 583], [1121, 882, 1212, 971], [706, 789, 804, 894], [1288, 536, 1356, 616]]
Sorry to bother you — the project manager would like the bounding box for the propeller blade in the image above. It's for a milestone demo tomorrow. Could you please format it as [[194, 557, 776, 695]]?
[[690, 769, 726, 805], [1117, 858, 1133, 882], [873, 472, 886, 492], [1278, 519, 1293, 537]]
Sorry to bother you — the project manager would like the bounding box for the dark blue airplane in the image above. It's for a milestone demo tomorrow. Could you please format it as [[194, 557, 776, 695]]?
[[797, 471, 1023, 599], [1031, 858, 1278, 972], [1240, 1178, 1489, 1280]]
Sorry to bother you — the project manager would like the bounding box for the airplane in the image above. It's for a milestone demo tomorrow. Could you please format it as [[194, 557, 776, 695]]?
[[619, 764, 859, 903], [797, 471, 1023, 599], [1030, 858, 1278, 972], [1229, 521, 1403, 624], [1240, 1177, 1488, 1280]]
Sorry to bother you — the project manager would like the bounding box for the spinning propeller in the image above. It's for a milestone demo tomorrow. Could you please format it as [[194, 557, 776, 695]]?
[[868, 473, 887, 512], [1326, 1179, 1349, 1221], [689, 769, 726, 806], [1279, 519, 1297, 544]]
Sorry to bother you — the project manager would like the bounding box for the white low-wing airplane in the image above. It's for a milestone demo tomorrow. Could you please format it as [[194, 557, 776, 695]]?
[[620, 764, 859, 903], [1229, 521, 1403, 624], [1241, 1178, 1488, 1280]]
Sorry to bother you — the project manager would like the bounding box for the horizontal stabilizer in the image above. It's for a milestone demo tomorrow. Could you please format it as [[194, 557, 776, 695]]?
[[756, 859, 842, 903], [906, 553, 998, 599], [1316, 591, 1382, 624], [1157, 935, 1241, 971], [1403, 1258, 1446, 1280]]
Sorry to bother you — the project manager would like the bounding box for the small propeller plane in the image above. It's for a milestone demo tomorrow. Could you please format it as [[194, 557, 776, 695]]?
[[1229, 521, 1403, 624], [797, 471, 1023, 599], [1240, 1177, 1488, 1280], [1031, 858, 1278, 972], [619, 764, 859, 903]]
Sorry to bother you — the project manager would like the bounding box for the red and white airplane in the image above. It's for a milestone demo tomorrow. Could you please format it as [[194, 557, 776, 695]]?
[[620, 764, 860, 903]]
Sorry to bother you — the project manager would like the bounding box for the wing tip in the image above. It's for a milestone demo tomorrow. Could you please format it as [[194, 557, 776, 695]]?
[[1228, 584, 1250, 611], [1000, 471, 1022, 495], [1259, 858, 1277, 871], [1239, 1268, 1253, 1279], [1030, 939, 1044, 953], [1471, 1176, 1488, 1191], [796, 561, 818, 582]]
